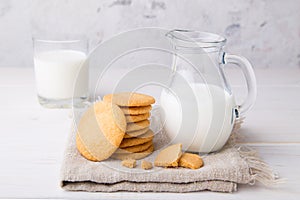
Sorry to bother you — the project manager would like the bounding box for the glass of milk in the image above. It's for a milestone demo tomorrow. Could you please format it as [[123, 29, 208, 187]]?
[[33, 39, 89, 108]]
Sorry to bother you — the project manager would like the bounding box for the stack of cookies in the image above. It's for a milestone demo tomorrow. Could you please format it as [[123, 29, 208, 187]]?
[[76, 92, 156, 162], [103, 92, 155, 160]]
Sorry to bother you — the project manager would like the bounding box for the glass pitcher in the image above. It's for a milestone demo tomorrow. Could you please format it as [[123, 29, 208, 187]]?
[[160, 30, 256, 153]]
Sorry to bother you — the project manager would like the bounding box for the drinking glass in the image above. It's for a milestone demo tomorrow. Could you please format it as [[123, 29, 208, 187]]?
[[33, 39, 89, 108]]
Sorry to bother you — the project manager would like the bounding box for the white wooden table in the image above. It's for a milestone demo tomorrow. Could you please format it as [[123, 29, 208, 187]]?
[[0, 67, 299, 199]]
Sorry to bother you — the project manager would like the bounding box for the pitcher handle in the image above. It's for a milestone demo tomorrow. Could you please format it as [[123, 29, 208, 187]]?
[[223, 53, 257, 117]]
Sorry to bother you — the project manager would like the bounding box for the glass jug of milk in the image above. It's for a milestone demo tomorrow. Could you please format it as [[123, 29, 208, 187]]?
[[160, 30, 257, 153]]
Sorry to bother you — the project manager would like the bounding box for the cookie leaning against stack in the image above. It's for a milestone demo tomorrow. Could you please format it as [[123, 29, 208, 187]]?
[[103, 92, 156, 160], [76, 101, 126, 162]]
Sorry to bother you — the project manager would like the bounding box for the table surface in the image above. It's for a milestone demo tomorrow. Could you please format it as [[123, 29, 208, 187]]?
[[0, 67, 299, 199]]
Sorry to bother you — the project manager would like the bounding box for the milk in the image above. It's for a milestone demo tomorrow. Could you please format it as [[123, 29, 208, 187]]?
[[160, 83, 236, 153], [34, 50, 88, 100]]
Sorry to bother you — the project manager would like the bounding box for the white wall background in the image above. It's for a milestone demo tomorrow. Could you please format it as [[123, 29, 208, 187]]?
[[0, 0, 299, 69]]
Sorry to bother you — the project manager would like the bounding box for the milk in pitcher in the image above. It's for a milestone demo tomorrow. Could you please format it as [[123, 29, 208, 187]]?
[[160, 83, 236, 153]]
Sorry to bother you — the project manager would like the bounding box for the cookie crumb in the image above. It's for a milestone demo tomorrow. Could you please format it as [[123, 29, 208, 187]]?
[[179, 153, 203, 169], [141, 160, 153, 170], [122, 159, 136, 168]]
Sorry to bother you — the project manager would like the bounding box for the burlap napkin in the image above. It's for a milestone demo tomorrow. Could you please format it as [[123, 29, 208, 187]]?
[[60, 118, 278, 193]]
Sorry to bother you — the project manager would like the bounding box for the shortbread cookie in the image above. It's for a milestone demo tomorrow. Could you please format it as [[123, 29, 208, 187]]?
[[115, 140, 153, 154], [126, 119, 150, 132], [179, 153, 204, 169], [123, 127, 149, 138], [103, 92, 155, 107], [76, 101, 126, 161], [125, 112, 150, 123], [141, 160, 153, 170], [76, 133, 98, 162], [121, 105, 152, 115], [122, 159, 136, 168], [119, 129, 154, 148], [111, 145, 154, 160], [154, 143, 182, 167]]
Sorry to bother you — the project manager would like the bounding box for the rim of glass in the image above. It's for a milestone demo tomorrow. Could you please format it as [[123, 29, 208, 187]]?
[[166, 29, 227, 45], [32, 38, 86, 44]]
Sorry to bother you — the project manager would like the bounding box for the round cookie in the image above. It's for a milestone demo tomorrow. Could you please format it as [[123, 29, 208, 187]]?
[[103, 92, 155, 107], [119, 129, 154, 148], [125, 112, 150, 123], [124, 127, 149, 138], [111, 144, 154, 160], [121, 105, 152, 115], [76, 133, 98, 162], [115, 140, 153, 154], [77, 101, 126, 161], [126, 119, 150, 132]]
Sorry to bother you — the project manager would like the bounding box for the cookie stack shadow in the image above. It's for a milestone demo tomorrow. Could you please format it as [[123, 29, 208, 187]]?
[[103, 93, 156, 160]]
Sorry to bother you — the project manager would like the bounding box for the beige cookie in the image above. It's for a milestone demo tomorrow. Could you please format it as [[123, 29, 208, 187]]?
[[76, 133, 98, 162], [76, 101, 126, 162], [120, 129, 154, 148], [121, 105, 152, 115], [179, 153, 204, 169], [125, 112, 150, 123], [115, 140, 153, 154], [124, 127, 149, 138], [103, 92, 155, 107], [154, 143, 182, 167], [111, 144, 154, 160], [126, 119, 150, 132]]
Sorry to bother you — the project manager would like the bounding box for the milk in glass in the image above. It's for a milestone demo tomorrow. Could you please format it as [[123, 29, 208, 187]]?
[[34, 50, 88, 105]]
